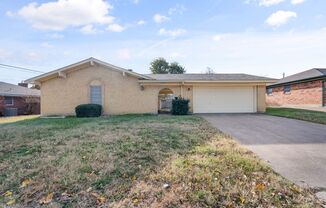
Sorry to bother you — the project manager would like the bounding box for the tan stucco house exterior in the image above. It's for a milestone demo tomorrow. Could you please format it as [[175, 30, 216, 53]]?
[[25, 58, 276, 116]]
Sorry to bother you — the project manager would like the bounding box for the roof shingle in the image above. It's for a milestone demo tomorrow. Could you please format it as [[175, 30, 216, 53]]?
[[146, 73, 275, 81], [0, 82, 40, 97], [269, 68, 326, 86]]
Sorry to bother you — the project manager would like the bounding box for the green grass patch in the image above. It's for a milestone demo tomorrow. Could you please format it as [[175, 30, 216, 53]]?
[[266, 107, 326, 125]]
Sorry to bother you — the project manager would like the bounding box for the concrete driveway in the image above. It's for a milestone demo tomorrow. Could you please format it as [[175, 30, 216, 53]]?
[[202, 114, 326, 191]]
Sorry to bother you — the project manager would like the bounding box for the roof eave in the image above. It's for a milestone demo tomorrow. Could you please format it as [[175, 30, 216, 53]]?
[[267, 75, 326, 87], [139, 79, 278, 84], [24, 57, 153, 83], [0, 93, 40, 97], [24, 58, 93, 83]]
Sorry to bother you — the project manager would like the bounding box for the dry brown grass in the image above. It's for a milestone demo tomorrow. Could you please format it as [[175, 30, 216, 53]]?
[[0, 115, 39, 124], [111, 137, 322, 207], [0, 114, 322, 207]]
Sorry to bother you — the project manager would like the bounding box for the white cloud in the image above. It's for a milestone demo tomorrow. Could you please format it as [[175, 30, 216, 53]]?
[[6, 11, 15, 17], [152, 5, 185, 26], [153, 14, 170, 23], [212, 35, 222, 42], [265, 11, 297, 27], [159, 28, 186, 37], [2, 29, 326, 82], [291, 0, 306, 5], [137, 38, 175, 57], [41, 42, 54, 48], [27, 52, 41, 60], [132, 0, 139, 4], [247, 0, 305, 6], [63, 51, 72, 56], [137, 20, 146, 25], [17, 0, 114, 31], [116, 48, 131, 60], [107, 24, 125, 32], [80, 25, 97, 34], [137, 29, 326, 78], [0, 48, 13, 60], [315, 14, 323, 20], [168, 4, 186, 15], [169, 52, 186, 59], [49, 33, 64, 39], [259, 0, 286, 6]]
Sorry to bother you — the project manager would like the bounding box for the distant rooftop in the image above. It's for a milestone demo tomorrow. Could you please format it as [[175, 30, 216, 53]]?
[[0, 82, 40, 97], [146, 73, 276, 81], [269, 68, 326, 86]]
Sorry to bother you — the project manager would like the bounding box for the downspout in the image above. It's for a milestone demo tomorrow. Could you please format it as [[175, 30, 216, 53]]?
[[256, 85, 258, 113]]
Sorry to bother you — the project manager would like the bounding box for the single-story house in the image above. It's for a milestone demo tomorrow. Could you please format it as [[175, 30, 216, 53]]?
[[266, 68, 326, 108], [25, 58, 276, 116], [0, 81, 40, 116]]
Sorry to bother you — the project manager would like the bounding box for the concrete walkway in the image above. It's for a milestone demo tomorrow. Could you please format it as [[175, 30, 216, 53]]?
[[202, 114, 326, 199]]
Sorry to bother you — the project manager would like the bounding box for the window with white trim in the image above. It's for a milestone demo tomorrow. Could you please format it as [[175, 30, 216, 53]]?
[[90, 86, 102, 105], [267, 88, 273, 96], [4, 96, 14, 105]]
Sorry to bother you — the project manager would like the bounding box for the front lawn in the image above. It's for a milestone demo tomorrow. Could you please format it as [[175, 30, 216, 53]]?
[[266, 107, 326, 125], [0, 115, 322, 207], [0, 115, 40, 124]]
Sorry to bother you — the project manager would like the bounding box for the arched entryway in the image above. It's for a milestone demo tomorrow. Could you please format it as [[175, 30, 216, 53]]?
[[158, 88, 175, 113]]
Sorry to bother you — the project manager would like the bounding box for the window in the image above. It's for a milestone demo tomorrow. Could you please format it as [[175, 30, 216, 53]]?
[[267, 88, 273, 96], [90, 86, 102, 105], [4, 97, 14, 105], [284, 85, 291, 94]]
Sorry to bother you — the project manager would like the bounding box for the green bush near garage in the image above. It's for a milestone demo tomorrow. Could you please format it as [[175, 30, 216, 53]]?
[[75, 104, 102, 117], [172, 97, 190, 115]]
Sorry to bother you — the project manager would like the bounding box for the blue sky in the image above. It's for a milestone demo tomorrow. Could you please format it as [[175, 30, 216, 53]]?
[[0, 0, 326, 84]]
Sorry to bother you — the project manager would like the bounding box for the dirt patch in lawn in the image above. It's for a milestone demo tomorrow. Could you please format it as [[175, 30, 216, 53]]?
[[0, 115, 39, 124], [0, 115, 323, 207]]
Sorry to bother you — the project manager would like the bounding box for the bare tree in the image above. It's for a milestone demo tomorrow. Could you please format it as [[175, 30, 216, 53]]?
[[205, 67, 215, 74], [24, 96, 40, 115]]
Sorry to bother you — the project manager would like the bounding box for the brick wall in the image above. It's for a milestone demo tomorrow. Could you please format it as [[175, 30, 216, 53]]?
[[266, 80, 324, 107], [0, 96, 40, 116]]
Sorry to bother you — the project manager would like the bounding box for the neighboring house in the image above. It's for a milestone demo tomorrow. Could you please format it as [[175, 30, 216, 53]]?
[[266, 68, 326, 108], [0, 82, 40, 116], [25, 58, 276, 116]]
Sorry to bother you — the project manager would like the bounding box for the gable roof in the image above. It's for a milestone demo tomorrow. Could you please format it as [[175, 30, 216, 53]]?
[[0, 82, 40, 97], [146, 73, 276, 82], [24, 57, 153, 83], [269, 68, 326, 87], [24, 57, 277, 84]]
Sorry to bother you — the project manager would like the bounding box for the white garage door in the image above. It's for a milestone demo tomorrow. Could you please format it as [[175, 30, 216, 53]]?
[[193, 86, 257, 113]]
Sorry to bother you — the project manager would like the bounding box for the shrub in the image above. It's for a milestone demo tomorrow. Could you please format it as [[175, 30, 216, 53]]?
[[172, 97, 190, 115], [75, 104, 102, 117]]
